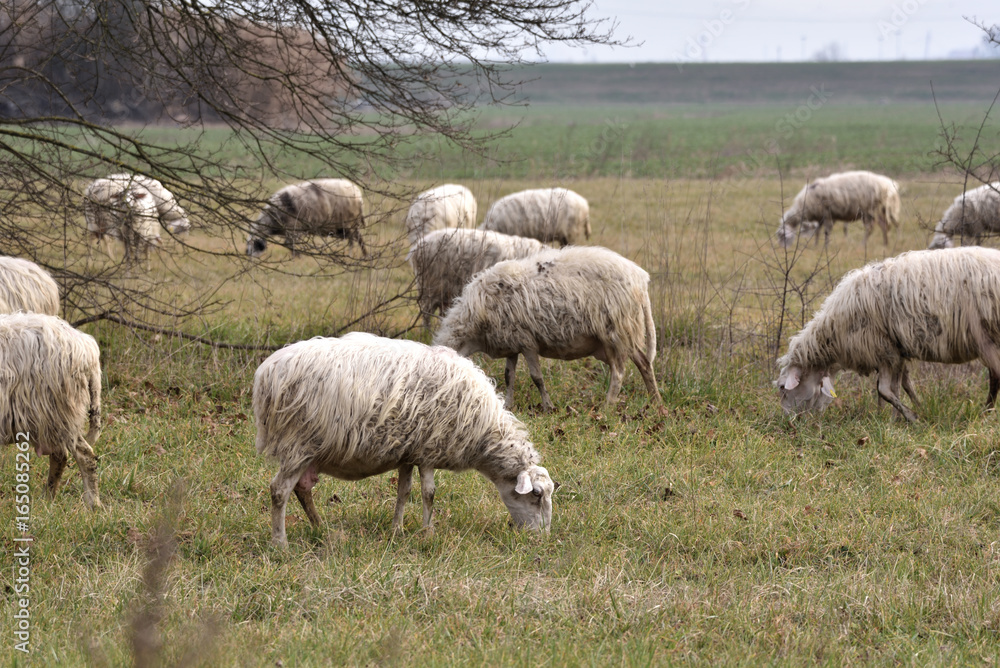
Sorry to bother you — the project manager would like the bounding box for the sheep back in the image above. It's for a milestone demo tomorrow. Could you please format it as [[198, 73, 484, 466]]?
[[249, 178, 366, 255], [0, 257, 59, 315], [480, 188, 590, 246], [778, 171, 899, 245], [405, 184, 477, 245]]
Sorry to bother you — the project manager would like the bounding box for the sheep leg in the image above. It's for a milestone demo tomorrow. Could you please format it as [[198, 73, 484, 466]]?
[[45, 450, 67, 499], [821, 216, 833, 248], [392, 464, 414, 532], [877, 369, 918, 423], [418, 465, 435, 529], [900, 367, 921, 408], [503, 355, 519, 408], [522, 350, 554, 411], [605, 354, 627, 406], [71, 436, 102, 509], [630, 351, 661, 403], [293, 475, 322, 530], [989, 370, 1000, 409], [269, 463, 315, 547]]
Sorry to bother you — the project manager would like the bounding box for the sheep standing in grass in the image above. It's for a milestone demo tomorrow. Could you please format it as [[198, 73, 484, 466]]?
[[0, 256, 59, 315], [107, 174, 191, 236], [405, 184, 477, 245], [927, 182, 1000, 249], [84, 176, 163, 261], [776, 171, 900, 247], [777, 247, 1000, 423], [407, 228, 549, 328], [433, 246, 660, 411], [480, 188, 590, 246], [0, 313, 103, 507], [254, 332, 555, 547], [247, 178, 366, 257]]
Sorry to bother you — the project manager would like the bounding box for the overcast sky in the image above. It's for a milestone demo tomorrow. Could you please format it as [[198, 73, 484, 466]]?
[[542, 0, 999, 63]]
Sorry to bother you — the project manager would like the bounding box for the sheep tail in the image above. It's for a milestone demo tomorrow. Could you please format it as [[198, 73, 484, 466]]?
[[85, 362, 102, 445]]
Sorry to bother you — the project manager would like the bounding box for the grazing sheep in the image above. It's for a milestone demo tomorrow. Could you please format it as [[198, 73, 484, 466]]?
[[107, 174, 191, 236], [254, 332, 556, 547], [776, 247, 1000, 423], [407, 228, 550, 329], [247, 178, 366, 257], [433, 246, 660, 410], [480, 188, 590, 246], [405, 184, 477, 245], [83, 176, 163, 261], [927, 182, 1000, 249], [776, 171, 900, 247], [0, 313, 103, 508], [0, 256, 59, 315]]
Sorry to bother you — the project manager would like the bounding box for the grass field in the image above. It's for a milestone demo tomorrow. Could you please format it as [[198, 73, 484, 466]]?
[[3, 61, 1000, 665]]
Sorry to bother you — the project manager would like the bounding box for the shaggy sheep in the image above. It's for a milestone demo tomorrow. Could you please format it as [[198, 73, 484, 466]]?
[[927, 182, 1000, 249], [405, 184, 477, 245], [433, 245, 660, 410], [776, 171, 900, 247], [0, 256, 59, 315], [480, 188, 590, 246], [407, 228, 550, 328], [776, 247, 1000, 423], [83, 176, 162, 261], [106, 174, 191, 235], [0, 313, 103, 507], [254, 332, 555, 547], [247, 178, 366, 257]]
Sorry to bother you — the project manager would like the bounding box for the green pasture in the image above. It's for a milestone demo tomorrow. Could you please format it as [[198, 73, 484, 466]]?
[[3, 62, 1000, 665]]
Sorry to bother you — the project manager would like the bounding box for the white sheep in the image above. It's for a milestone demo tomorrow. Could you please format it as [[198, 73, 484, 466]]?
[[480, 188, 591, 246], [0, 256, 59, 315], [407, 228, 550, 329], [433, 245, 660, 411], [405, 184, 477, 246], [776, 171, 900, 247], [254, 332, 555, 547], [83, 176, 162, 262], [247, 178, 366, 257], [776, 247, 1000, 423], [106, 174, 191, 236], [927, 182, 1000, 249], [0, 313, 103, 507]]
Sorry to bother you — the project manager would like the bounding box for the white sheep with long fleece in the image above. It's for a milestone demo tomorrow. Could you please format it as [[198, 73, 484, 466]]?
[[927, 182, 1000, 249], [106, 173, 191, 235], [777, 247, 1000, 423], [405, 184, 477, 245], [776, 171, 900, 247], [433, 245, 660, 410], [253, 332, 555, 547], [0, 256, 59, 315], [480, 187, 590, 246], [407, 228, 549, 329], [83, 176, 162, 261], [0, 313, 103, 507]]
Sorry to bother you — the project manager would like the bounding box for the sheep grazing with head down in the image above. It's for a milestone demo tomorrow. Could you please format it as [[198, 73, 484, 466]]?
[[433, 245, 660, 411], [106, 174, 192, 236], [254, 332, 556, 547], [0, 313, 103, 508], [777, 247, 1000, 423], [247, 178, 366, 257], [776, 171, 900, 247], [480, 187, 590, 246], [405, 184, 477, 245], [927, 182, 1000, 249], [407, 228, 550, 329], [0, 256, 59, 315], [84, 176, 163, 261]]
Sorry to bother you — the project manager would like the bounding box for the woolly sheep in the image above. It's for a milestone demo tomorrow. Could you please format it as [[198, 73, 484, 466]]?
[[247, 178, 366, 257], [927, 182, 1000, 249], [254, 332, 556, 547], [108, 174, 191, 235], [776, 171, 900, 247], [0, 313, 103, 507], [433, 245, 660, 411], [0, 256, 59, 315], [83, 175, 162, 261], [776, 247, 1000, 423], [480, 188, 590, 246], [407, 228, 550, 329], [405, 184, 477, 245]]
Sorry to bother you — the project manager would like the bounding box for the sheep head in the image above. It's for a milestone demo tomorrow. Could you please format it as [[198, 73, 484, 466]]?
[[776, 365, 836, 415], [495, 465, 555, 532]]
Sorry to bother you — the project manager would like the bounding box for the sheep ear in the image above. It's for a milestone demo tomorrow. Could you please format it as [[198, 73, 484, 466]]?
[[515, 471, 532, 495], [783, 368, 800, 390], [821, 376, 837, 398]]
